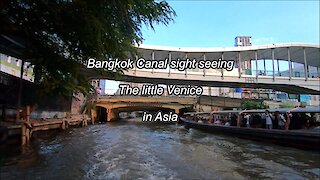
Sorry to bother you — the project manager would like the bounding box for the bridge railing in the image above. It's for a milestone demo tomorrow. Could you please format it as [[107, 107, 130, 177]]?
[[97, 91, 281, 102], [133, 67, 320, 79], [248, 70, 319, 78]]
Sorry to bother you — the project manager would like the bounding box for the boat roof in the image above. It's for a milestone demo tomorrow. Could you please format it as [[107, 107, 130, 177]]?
[[210, 110, 242, 114], [210, 107, 320, 114], [184, 112, 210, 115], [289, 107, 320, 113], [244, 107, 320, 113], [243, 108, 291, 113]]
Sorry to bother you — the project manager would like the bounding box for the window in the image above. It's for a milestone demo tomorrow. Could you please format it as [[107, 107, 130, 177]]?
[[16, 59, 20, 66]]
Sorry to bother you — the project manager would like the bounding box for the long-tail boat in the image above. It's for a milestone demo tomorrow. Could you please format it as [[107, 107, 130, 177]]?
[[180, 107, 320, 150]]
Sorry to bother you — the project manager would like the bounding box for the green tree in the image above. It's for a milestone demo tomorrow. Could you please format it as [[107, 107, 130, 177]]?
[[0, 0, 176, 97], [241, 100, 268, 110], [279, 101, 297, 108]]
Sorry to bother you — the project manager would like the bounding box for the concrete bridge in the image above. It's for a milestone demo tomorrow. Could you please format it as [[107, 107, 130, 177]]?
[[88, 43, 320, 94], [95, 96, 196, 121], [94, 95, 244, 121]]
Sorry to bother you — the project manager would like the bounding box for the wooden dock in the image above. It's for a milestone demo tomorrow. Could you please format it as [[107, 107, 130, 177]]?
[[1, 114, 92, 145]]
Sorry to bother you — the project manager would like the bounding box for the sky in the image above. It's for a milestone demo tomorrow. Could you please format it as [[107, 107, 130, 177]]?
[[104, 1, 320, 94], [141, 1, 320, 47]]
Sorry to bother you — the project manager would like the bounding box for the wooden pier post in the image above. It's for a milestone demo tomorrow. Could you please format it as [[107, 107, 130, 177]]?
[[26, 106, 31, 144], [82, 115, 88, 126], [62, 119, 66, 130], [91, 110, 96, 125], [21, 124, 26, 145], [21, 106, 32, 145]]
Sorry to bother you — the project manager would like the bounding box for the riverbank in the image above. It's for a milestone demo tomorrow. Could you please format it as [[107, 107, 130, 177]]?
[[0, 114, 92, 145]]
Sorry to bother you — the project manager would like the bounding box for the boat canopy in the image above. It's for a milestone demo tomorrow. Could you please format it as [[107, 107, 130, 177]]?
[[184, 112, 211, 116], [210, 107, 320, 114], [210, 110, 241, 114]]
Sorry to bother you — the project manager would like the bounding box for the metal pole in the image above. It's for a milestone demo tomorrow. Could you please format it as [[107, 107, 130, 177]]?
[[151, 51, 155, 74], [263, 58, 266, 75], [221, 52, 224, 78], [303, 48, 308, 81], [288, 48, 292, 80], [209, 87, 213, 110], [168, 52, 171, 77], [272, 49, 275, 81], [277, 59, 280, 76], [238, 52, 241, 78], [255, 50, 258, 79], [203, 53, 206, 77], [198, 96, 201, 112], [185, 53, 188, 76], [134, 55, 138, 76]]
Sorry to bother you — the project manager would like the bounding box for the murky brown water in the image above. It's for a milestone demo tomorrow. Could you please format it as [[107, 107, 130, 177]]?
[[1, 120, 319, 179]]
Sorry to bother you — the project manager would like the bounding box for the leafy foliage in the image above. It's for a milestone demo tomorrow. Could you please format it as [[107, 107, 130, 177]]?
[[0, 0, 176, 97], [279, 101, 297, 108], [241, 100, 268, 110], [81, 94, 96, 116]]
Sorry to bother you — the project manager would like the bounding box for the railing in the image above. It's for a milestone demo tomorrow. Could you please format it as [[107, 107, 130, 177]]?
[[132, 67, 319, 79], [245, 69, 319, 78], [99, 92, 244, 100]]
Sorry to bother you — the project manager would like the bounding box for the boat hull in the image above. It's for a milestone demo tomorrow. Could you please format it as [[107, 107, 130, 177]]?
[[181, 118, 320, 150]]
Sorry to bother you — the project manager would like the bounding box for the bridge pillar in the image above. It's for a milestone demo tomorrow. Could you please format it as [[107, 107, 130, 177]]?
[[174, 108, 180, 114], [91, 109, 97, 124], [107, 108, 119, 121]]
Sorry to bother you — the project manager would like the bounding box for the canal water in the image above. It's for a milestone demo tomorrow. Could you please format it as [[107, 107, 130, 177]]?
[[1, 120, 319, 180]]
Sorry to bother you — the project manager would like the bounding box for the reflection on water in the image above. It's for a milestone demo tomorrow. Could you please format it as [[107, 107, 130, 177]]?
[[0, 120, 319, 180]]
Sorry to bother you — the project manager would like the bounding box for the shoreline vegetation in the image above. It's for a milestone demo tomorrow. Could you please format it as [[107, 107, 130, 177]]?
[[0, 0, 177, 147]]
